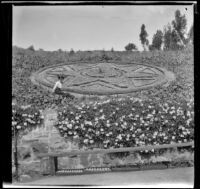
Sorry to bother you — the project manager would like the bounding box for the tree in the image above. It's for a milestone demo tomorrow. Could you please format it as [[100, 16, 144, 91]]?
[[69, 48, 75, 55], [27, 45, 35, 51], [163, 10, 187, 51], [150, 30, 163, 50], [125, 43, 138, 51], [172, 9, 187, 44], [139, 24, 149, 51], [187, 24, 193, 44], [111, 47, 114, 52], [58, 49, 63, 53]]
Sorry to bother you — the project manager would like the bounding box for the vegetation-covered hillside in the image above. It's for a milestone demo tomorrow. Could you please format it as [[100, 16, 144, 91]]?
[[12, 44, 193, 110]]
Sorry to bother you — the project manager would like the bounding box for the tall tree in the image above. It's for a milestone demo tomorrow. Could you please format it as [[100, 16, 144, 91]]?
[[163, 24, 172, 50], [150, 30, 163, 50], [187, 24, 193, 44], [139, 24, 149, 51], [172, 9, 187, 45]]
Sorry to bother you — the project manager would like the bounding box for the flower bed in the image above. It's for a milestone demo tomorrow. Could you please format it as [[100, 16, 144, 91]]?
[[12, 46, 193, 110], [12, 104, 44, 137], [55, 97, 194, 149]]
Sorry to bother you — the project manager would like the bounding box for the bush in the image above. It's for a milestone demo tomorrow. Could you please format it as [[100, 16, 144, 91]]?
[[12, 104, 44, 137], [27, 45, 35, 51], [55, 97, 194, 149]]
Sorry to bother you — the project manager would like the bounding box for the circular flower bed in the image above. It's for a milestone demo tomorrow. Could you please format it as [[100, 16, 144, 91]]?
[[55, 97, 194, 149], [12, 104, 44, 137]]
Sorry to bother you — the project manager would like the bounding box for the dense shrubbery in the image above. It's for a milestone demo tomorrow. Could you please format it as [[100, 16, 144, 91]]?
[[12, 45, 193, 110], [55, 97, 194, 149], [12, 104, 44, 137]]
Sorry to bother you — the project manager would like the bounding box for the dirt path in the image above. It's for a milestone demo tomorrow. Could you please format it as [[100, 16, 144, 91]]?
[[15, 167, 193, 187]]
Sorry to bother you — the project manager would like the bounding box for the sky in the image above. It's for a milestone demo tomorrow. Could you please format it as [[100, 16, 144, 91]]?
[[13, 5, 194, 51]]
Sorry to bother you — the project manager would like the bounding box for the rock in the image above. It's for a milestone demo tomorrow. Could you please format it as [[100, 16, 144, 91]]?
[[20, 174, 32, 182], [31, 141, 48, 154], [18, 146, 32, 161], [88, 154, 104, 167], [40, 158, 51, 175]]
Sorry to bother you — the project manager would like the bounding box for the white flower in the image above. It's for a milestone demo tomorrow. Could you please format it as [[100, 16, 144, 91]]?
[[84, 139, 89, 143], [187, 111, 191, 117], [154, 117, 158, 121], [67, 124, 73, 129], [107, 123, 111, 127], [85, 121, 92, 125], [153, 131, 158, 136], [24, 122, 27, 126], [117, 134, 122, 140], [152, 110, 156, 114], [100, 109, 103, 113], [12, 121, 17, 126], [99, 115, 105, 120], [89, 139, 94, 144], [16, 125, 21, 129]]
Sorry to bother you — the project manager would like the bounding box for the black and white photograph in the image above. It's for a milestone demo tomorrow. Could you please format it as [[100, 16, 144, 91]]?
[[7, 1, 196, 187]]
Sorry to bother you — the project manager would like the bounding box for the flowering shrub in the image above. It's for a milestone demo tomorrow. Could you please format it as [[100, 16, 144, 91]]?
[[55, 97, 194, 149], [12, 105, 44, 137]]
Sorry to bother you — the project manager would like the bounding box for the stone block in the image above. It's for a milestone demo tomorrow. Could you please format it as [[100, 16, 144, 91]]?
[[20, 174, 32, 182], [31, 141, 49, 154]]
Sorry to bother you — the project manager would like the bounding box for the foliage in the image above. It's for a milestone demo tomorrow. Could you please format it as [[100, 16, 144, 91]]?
[[12, 45, 193, 110], [163, 10, 187, 50], [12, 105, 44, 137], [139, 24, 149, 51], [69, 48, 75, 55], [150, 30, 163, 50], [187, 24, 193, 44], [55, 97, 194, 149], [172, 9, 187, 45], [125, 43, 138, 51], [27, 45, 35, 51]]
